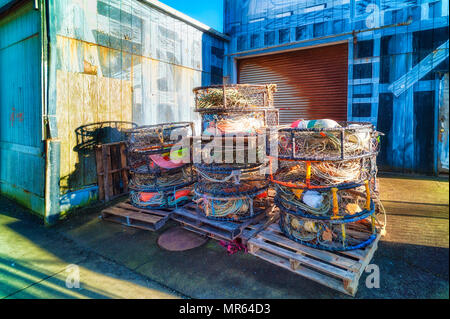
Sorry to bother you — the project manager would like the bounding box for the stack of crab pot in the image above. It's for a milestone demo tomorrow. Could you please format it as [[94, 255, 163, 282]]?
[[269, 120, 384, 251], [125, 122, 196, 210], [192, 84, 279, 221]]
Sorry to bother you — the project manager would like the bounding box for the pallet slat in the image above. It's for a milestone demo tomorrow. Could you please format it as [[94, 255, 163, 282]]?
[[256, 229, 361, 272], [101, 200, 172, 231], [253, 249, 349, 296], [250, 237, 355, 282], [172, 206, 274, 242], [248, 223, 381, 296]]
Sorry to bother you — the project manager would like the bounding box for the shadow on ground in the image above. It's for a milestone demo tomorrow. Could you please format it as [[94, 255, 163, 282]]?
[[1, 172, 449, 299], [51, 202, 449, 299], [0, 196, 180, 299]]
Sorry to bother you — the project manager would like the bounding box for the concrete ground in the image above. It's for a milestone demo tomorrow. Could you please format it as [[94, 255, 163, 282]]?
[[0, 174, 448, 299]]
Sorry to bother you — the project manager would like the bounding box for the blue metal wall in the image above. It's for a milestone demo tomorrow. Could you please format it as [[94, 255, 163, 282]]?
[[0, 0, 16, 9], [0, 1, 45, 216], [224, 0, 449, 174]]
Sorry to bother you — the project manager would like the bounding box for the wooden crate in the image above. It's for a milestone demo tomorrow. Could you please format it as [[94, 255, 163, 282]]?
[[95, 142, 129, 202], [101, 200, 172, 231], [172, 203, 274, 242], [248, 224, 380, 296]]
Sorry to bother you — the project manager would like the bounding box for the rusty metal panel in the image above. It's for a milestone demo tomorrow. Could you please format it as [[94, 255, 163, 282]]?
[[238, 43, 348, 124]]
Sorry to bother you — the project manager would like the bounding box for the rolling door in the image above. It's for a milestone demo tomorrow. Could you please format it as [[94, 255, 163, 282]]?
[[238, 43, 348, 125]]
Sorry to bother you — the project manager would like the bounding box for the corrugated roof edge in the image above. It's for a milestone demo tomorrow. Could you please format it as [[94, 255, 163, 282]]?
[[139, 0, 230, 41], [0, 0, 27, 18]]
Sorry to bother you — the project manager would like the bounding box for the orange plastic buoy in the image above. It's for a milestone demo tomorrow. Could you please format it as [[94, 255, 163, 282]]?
[[174, 189, 191, 200], [256, 191, 268, 199], [140, 192, 157, 202]]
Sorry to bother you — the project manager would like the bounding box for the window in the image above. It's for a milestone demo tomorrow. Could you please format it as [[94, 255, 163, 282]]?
[[279, 29, 290, 43], [264, 31, 275, 46]]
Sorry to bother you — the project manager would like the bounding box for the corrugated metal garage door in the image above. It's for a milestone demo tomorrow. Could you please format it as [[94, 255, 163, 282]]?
[[238, 43, 348, 125]]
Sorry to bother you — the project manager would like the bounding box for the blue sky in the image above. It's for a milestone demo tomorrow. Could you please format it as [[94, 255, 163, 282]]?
[[160, 0, 224, 32]]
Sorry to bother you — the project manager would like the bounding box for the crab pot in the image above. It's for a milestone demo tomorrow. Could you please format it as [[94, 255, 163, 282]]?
[[275, 187, 379, 251], [125, 122, 194, 153], [271, 156, 378, 190], [272, 122, 379, 161], [195, 162, 268, 190], [278, 209, 377, 252], [127, 147, 196, 191], [200, 109, 279, 136], [192, 136, 268, 166], [129, 165, 196, 192], [194, 184, 270, 221], [193, 84, 277, 111], [74, 121, 137, 153]]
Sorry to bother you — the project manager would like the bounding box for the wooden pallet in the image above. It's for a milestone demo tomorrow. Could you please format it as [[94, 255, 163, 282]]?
[[95, 142, 129, 202], [248, 224, 380, 296], [101, 200, 172, 231], [172, 203, 274, 242], [239, 207, 279, 245]]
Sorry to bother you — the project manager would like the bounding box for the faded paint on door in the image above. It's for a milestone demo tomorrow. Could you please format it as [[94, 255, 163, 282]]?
[[438, 73, 449, 173]]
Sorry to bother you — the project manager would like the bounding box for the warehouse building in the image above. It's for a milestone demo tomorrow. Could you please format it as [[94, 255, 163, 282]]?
[[0, 0, 227, 223], [0, 0, 448, 224], [223, 0, 449, 175]]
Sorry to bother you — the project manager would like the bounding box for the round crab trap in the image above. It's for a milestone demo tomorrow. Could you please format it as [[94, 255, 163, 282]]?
[[194, 185, 269, 221], [129, 165, 196, 192], [272, 122, 380, 161], [193, 84, 277, 112], [193, 135, 267, 166], [201, 110, 279, 136], [74, 121, 137, 153], [130, 188, 193, 210], [274, 181, 381, 251], [270, 156, 378, 190], [195, 163, 269, 197], [278, 209, 378, 251], [125, 122, 194, 153], [126, 121, 196, 200]]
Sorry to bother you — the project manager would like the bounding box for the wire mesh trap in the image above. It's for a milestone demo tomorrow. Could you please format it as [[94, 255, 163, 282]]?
[[194, 185, 270, 222], [193, 84, 277, 112], [275, 183, 380, 251], [74, 121, 137, 153], [195, 162, 268, 194], [129, 165, 196, 192], [125, 122, 194, 153], [270, 156, 378, 190], [201, 110, 279, 136], [192, 135, 268, 166], [126, 122, 196, 208], [269, 119, 385, 251], [193, 163, 270, 221], [272, 122, 380, 161], [130, 188, 193, 209], [278, 209, 378, 252]]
